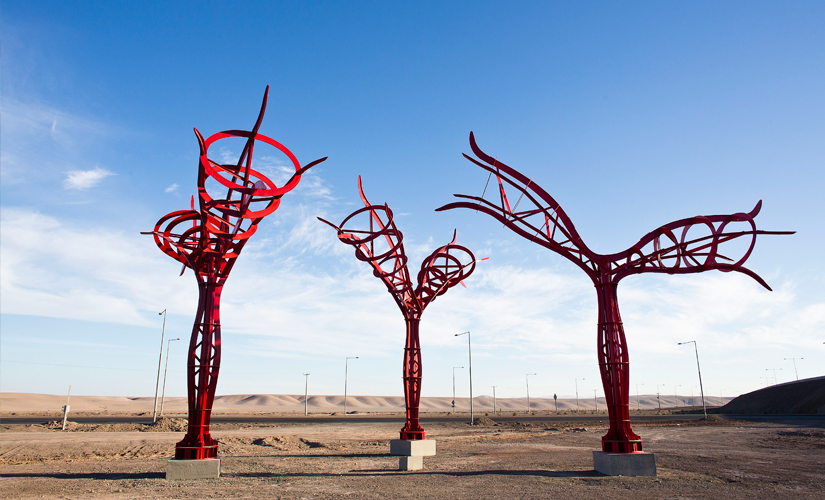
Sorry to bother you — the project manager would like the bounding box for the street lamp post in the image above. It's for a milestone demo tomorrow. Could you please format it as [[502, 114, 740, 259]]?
[[674, 384, 681, 407], [526, 373, 536, 413], [455, 331, 473, 424], [153, 309, 167, 423], [303, 373, 310, 416], [159, 337, 180, 418], [783, 358, 803, 381], [636, 383, 644, 410], [678, 341, 707, 419], [574, 378, 584, 411], [492, 386, 497, 414], [344, 357, 358, 414], [766, 368, 782, 385], [452, 366, 464, 414], [594, 389, 598, 411]]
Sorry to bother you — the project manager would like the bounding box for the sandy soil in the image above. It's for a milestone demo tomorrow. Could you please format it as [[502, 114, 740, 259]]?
[[2, 416, 823, 499], [0, 392, 731, 415]]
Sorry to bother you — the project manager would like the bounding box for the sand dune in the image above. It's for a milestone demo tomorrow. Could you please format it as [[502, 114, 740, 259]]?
[[0, 392, 731, 414]]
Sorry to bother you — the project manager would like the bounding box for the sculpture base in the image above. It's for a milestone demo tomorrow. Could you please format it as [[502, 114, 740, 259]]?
[[399, 456, 424, 471], [390, 439, 436, 471], [166, 458, 221, 480], [390, 439, 436, 456], [593, 451, 656, 476]]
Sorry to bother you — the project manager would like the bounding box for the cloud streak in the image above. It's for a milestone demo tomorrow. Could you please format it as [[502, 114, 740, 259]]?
[[63, 167, 115, 190], [1, 202, 820, 397]]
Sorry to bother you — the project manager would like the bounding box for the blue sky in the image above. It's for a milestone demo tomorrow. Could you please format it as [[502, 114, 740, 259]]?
[[2, 2, 823, 402]]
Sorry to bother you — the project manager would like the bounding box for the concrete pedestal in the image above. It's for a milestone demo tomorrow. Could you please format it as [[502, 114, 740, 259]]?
[[390, 439, 436, 456], [166, 458, 221, 480], [593, 451, 656, 476], [390, 439, 436, 471], [399, 456, 424, 471]]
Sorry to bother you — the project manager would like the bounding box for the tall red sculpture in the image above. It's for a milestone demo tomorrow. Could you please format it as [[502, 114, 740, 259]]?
[[438, 132, 793, 453], [320, 177, 482, 440], [144, 87, 326, 459]]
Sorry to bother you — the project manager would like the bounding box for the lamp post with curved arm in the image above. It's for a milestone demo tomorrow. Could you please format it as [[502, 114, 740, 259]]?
[[153, 309, 167, 423], [575, 378, 585, 411], [784, 358, 803, 380], [303, 373, 310, 416], [679, 341, 707, 419], [345, 357, 358, 414], [452, 367, 464, 414], [159, 337, 180, 418], [526, 373, 536, 413], [456, 332, 474, 425]]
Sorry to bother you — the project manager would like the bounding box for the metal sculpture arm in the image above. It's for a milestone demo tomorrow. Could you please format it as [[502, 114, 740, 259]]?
[[415, 231, 481, 310], [146, 86, 327, 281], [437, 132, 598, 277], [608, 201, 795, 286], [319, 177, 484, 316], [318, 177, 416, 314]]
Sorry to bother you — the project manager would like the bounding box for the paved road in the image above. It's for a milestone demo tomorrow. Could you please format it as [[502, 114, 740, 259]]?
[[8, 413, 820, 426]]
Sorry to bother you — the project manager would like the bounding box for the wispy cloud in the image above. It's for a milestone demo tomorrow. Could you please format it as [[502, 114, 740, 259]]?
[[165, 183, 179, 193], [0, 208, 184, 326], [1, 99, 118, 187], [63, 167, 115, 190], [2, 164, 819, 398]]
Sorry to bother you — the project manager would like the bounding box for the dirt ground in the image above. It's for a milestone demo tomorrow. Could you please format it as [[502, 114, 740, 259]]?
[[1, 416, 824, 499]]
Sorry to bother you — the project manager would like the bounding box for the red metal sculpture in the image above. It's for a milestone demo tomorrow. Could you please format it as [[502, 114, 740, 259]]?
[[144, 87, 326, 459], [438, 132, 793, 453], [320, 177, 482, 440]]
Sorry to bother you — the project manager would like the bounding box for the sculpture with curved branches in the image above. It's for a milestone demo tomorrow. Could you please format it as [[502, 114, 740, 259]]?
[[144, 87, 326, 460], [320, 177, 482, 440], [438, 132, 793, 453]]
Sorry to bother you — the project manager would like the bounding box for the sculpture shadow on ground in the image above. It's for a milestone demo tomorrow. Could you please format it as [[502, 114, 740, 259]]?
[[0, 472, 165, 480], [228, 469, 602, 478]]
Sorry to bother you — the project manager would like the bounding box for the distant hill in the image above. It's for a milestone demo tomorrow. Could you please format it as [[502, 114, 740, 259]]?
[[720, 376, 825, 415]]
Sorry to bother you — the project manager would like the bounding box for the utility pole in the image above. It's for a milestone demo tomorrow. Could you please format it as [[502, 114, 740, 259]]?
[[657, 384, 666, 410]]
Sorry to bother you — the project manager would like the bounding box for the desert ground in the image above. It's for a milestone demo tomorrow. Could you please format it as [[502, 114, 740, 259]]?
[[2, 392, 824, 499], [2, 417, 824, 499]]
